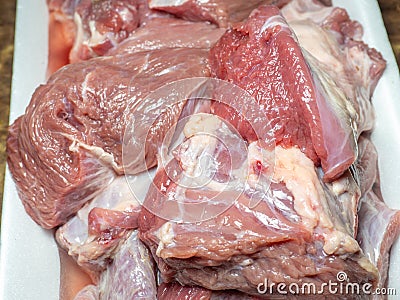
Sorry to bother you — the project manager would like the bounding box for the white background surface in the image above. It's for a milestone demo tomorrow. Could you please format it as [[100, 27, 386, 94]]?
[[0, 0, 399, 299]]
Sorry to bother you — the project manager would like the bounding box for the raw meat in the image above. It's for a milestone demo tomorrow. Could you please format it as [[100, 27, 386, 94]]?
[[319, 168, 360, 238], [47, 0, 141, 68], [148, 0, 289, 27], [97, 231, 157, 299], [354, 135, 400, 295], [357, 190, 400, 295], [47, 0, 77, 75], [355, 136, 379, 197], [6, 0, 398, 299], [56, 176, 147, 280], [7, 47, 212, 229], [209, 5, 358, 181], [139, 112, 378, 297], [107, 18, 225, 56], [73, 231, 157, 300], [68, 0, 140, 62], [281, 0, 386, 134]]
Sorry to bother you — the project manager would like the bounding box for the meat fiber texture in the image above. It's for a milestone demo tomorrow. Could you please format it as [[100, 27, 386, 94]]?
[[148, 0, 332, 29], [6, 0, 400, 299], [209, 4, 379, 181], [138, 113, 378, 297], [46, 0, 175, 74], [73, 231, 157, 300], [137, 3, 396, 299], [7, 45, 217, 229], [148, 0, 287, 28]]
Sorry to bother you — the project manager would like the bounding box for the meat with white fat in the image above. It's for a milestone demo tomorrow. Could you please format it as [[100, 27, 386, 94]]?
[[138, 112, 378, 297], [7, 47, 212, 229]]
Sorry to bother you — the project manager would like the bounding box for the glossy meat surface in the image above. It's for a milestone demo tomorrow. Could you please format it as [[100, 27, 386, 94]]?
[[7, 48, 210, 228], [138, 112, 378, 297], [281, 0, 386, 134], [56, 176, 146, 280], [148, 0, 289, 27], [210, 5, 358, 181], [97, 231, 157, 299], [47, 0, 142, 74]]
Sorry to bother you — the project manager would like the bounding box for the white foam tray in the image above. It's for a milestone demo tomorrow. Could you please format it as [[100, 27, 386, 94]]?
[[0, 0, 399, 299]]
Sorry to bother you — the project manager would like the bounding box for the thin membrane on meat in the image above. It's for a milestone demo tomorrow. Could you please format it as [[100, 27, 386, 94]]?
[[6, 0, 398, 298], [209, 5, 358, 181], [138, 112, 378, 297], [281, 0, 386, 134], [7, 47, 212, 229], [56, 175, 151, 280], [148, 0, 290, 27]]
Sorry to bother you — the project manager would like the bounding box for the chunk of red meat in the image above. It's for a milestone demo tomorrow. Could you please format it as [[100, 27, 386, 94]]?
[[71, 0, 140, 61], [7, 47, 211, 229], [357, 190, 400, 293], [87, 208, 140, 237], [97, 231, 157, 299], [73, 231, 157, 299], [148, 0, 291, 28], [46, 0, 176, 75], [139, 112, 378, 297], [210, 5, 357, 181], [107, 18, 225, 56], [47, 0, 77, 75], [281, 0, 386, 134]]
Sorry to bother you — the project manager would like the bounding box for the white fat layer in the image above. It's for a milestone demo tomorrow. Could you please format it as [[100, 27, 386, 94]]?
[[273, 146, 360, 255], [70, 12, 85, 59], [65, 133, 122, 173], [156, 222, 175, 256], [247, 142, 274, 191], [179, 114, 220, 177], [87, 20, 107, 47], [288, 20, 344, 74]]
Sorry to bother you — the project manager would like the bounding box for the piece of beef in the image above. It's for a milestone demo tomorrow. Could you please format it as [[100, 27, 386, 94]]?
[[47, 0, 77, 75], [281, 0, 386, 135], [107, 18, 225, 56], [97, 231, 157, 299], [73, 231, 157, 300], [46, 0, 174, 75], [209, 5, 358, 181], [146, 0, 330, 29], [69, 0, 140, 62], [356, 136, 379, 197], [7, 47, 211, 229], [56, 175, 150, 280], [47, 0, 141, 74], [148, 0, 292, 28], [319, 168, 360, 238], [139, 112, 378, 297], [355, 135, 400, 296], [357, 190, 400, 297]]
